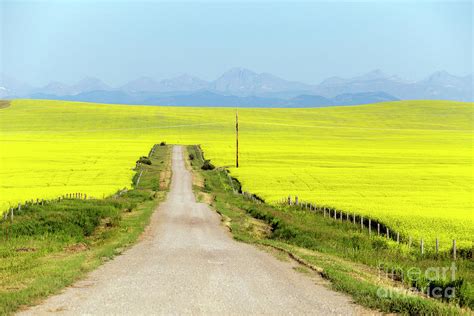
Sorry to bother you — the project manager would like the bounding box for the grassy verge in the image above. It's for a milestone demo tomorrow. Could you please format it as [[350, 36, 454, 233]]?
[[0, 144, 171, 315], [187, 145, 473, 315]]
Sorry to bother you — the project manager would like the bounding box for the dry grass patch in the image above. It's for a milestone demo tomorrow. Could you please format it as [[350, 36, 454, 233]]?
[[0, 100, 10, 109]]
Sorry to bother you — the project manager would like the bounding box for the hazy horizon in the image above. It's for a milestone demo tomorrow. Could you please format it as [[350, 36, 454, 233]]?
[[1, 1, 472, 86], [3, 66, 473, 89]]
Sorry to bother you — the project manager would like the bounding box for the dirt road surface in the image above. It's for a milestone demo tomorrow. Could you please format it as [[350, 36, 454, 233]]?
[[19, 146, 366, 315]]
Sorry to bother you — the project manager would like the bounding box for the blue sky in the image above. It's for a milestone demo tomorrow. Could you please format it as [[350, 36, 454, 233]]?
[[1, 0, 472, 86]]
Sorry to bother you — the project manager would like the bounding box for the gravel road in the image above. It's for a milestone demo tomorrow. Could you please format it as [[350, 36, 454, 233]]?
[[19, 146, 366, 315]]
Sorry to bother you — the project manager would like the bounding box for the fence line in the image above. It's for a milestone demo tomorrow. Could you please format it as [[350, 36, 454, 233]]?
[[276, 195, 461, 260], [1, 144, 157, 226], [0, 192, 94, 225], [1, 144, 162, 241], [225, 171, 237, 194], [136, 170, 144, 188]]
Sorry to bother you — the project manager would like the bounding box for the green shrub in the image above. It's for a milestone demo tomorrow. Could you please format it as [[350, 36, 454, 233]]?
[[273, 225, 298, 240], [372, 238, 389, 250], [122, 190, 150, 201], [201, 160, 215, 170], [132, 172, 140, 185], [348, 235, 363, 251], [3, 202, 122, 239], [137, 156, 152, 165]]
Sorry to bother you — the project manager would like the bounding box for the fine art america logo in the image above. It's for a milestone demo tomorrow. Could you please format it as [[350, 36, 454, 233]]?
[[377, 262, 458, 299]]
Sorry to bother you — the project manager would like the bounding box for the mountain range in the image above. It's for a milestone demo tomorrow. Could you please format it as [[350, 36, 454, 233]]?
[[0, 68, 472, 107]]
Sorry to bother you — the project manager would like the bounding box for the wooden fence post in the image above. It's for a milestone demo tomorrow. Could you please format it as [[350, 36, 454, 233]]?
[[360, 216, 363, 230], [323, 207, 326, 217], [435, 238, 439, 255], [340, 211, 343, 222], [334, 209, 337, 220], [295, 196, 298, 206], [10, 208, 13, 222], [453, 239, 456, 260], [352, 213, 355, 225], [377, 223, 380, 236], [397, 232, 400, 244], [368, 219, 371, 235], [386, 228, 390, 239], [420, 238, 424, 255], [18, 203, 21, 212]]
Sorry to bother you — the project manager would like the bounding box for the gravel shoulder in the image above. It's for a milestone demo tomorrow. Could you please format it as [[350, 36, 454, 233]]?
[[18, 145, 366, 315]]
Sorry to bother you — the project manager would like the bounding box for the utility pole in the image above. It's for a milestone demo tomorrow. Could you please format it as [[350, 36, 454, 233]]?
[[236, 110, 239, 168]]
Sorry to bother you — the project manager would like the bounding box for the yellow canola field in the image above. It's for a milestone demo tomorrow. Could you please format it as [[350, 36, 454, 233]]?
[[0, 99, 472, 249]]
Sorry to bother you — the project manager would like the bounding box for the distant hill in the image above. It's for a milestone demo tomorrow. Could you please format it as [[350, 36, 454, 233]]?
[[1, 68, 471, 106], [285, 95, 332, 107], [28, 89, 398, 107], [331, 92, 399, 106]]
